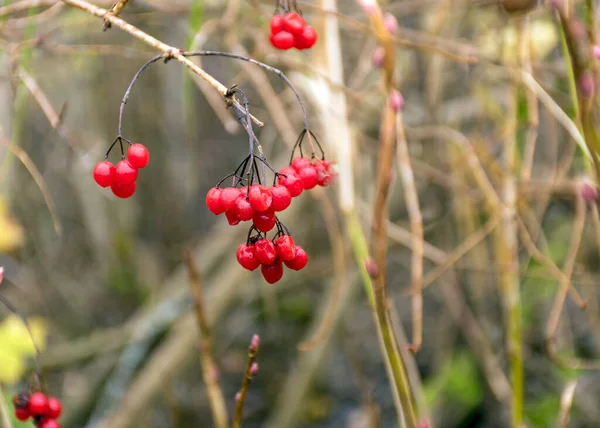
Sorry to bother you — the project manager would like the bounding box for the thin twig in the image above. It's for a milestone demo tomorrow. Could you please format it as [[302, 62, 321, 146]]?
[[103, 0, 129, 30], [183, 250, 229, 428], [60, 0, 264, 128], [557, 380, 578, 428], [233, 335, 260, 428]]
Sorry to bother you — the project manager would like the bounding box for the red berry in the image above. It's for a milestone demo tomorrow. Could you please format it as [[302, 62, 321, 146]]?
[[284, 246, 308, 270], [127, 143, 150, 169], [253, 209, 277, 232], [225, 209, 240, 226], [282, 12, 306, 35], [114, 160, 138, 185], [278, 167, 304, 197], [111, 181, 136, 199], [220, 187, 243, 211], [270, 186, 292, 211], [270, 15, 284, 34], [39, 419, 61, 428], [270, 31, 294, 50], [206, 188, 225, 214], [234, 197, 254, 221], [28, 393, 49, 416], [93, 161, 115, 188], [236, 244, 260, 271], [295, 25, 317, 50], [261, 261, 284, 284], [275, 235, 296, 261], [47, 397, 62, 419], [291, 157, 311, 172], [298, 166, 319, 189], [14, 408, 29, 421], [248, 185, 272, 212], [254, 239, 277, 265]]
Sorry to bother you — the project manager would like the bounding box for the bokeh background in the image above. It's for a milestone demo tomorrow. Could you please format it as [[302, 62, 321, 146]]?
[[2, 0, 600, 427]]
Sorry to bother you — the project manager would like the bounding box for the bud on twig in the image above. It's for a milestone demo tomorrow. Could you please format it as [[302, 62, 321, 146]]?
[[371, 46, 385, 68], [0, 266, 3, 285], [383, 13, 398, 35], [389, 89, 405, 112], [365, 258, 379, 278], [249, 362, 259, 377], [357, 0, 377, 15], [578, 71, 595, 98], [578, 178, 598, 204], [249, 334, 260, 353]]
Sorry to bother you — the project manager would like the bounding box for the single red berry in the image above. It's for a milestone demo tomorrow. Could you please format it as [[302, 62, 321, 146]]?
[[225, 209, 240, 226], [253, 209, 277, 232], [298, 166, 319, 189], [270, 15, 284, 34], [111, 181, 136, 199], [240, 186, 249, 197], [234, 197, 254, 221], [248, 185, 272, 212], [275, 235, 296, 261], [270, 31, 295, 50], [39, 419, 61, 428], [47, 397, 62, 419], [254, 239, 277, 265], [291, 157, 311, 172], [93, 161, 115, 188], [284, 246, 308, 270], [127, 143, 150, 169], [278, 167, 304, 197], [114, 160, 138, 185], [220, 187, 243, 211], [261, 261, 284, 284], [295, 25, 317, 50], [270, 186, 292, 211], [282, 12, 306, 35], [28, 393, 49, 416], [206, 188, 225, 214], [14, 408, 30, 421], [236, 244, 261, 271], [12, 392, 29, 409]]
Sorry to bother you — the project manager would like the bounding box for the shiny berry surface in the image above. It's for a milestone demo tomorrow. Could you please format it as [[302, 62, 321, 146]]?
[[206, 188, 225, 214], [278, 167, 304, 197], [254, 239, 277, 265], [284, 246, 308, 270], [282, 12, 306, 35], [220, 187, 243, 211], [237, 244, 261, 271], [270, 15, 284, 34], [14, 407, 29, 421], [270, 31, 294, 50], [127, 143, 150, 169], [275, 235, 296, 261], [111, 181, 136, 199], [298, 166, 319, 190], [114, 160, 138, 185], [270, 186, 292, 211], [261, 261, 284, 284], [28, 393, 49, 416], [39, 419, 61, 428], [93, 161, 115, 188], [248, 185, 272, 212], [253, 210, 277, 232], [235, 197, 255, 221], [47, 397, 62, 419]]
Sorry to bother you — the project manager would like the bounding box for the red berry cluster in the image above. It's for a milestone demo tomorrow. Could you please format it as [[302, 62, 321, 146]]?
[[93, 143, 150, 199], [269, 12, 317, 51], [205, 154, 336, 283], [13, 392, 62, 428]]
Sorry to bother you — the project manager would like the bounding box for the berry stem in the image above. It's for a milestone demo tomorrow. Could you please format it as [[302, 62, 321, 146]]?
[[232, 335, 260, 428]]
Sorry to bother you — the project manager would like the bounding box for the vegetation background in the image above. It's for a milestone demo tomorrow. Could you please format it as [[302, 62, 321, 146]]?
[[1, 0, 600, 427]]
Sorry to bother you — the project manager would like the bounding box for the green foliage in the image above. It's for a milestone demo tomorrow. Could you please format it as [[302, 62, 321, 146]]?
[[525, 394, 561, 427]]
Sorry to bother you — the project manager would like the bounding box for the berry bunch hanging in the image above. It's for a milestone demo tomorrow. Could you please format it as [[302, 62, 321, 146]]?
[[269, 1, 317, 51], [13, 391, 63, 428], [93, 140, 150, 198]]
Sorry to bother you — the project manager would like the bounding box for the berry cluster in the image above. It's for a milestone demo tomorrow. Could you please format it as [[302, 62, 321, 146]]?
[[206, 130, 337, 284], [93, 140, 150, 199], [13, 392, 62, 428], [269, 12, 317, 51]]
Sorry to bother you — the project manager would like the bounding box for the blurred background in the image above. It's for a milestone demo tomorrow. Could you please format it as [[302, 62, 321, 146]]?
[[2, 0, 600, 427]]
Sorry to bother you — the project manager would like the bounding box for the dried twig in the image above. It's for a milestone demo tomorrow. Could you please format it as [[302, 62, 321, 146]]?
[[183, 250, 228, 428], [103, 0, 129, 31]]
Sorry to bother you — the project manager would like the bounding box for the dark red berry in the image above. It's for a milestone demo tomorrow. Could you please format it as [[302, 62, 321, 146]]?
[[270, 31, 294, 50], [254, 239, 277, 265], [291, 157, 311, 172], [253, 209, 277, 232], [275, 235, 296, 261], [278, 167, 304, 197], [220, 187, 243, 211], [225, 209, 240, 226], [270, 186, 292, 211], [28, 393, 49, 416], [295, 25, 317, 49], [39, 419, 61, 428], [314, 160, 332, 186], [114, 160, 138, 185], [248, 185, 272, 212], [14, 408, 29, 421], [298, 166, 319, 189], [284, 246, 308, 270], [93, 161, 115, 188], [47, 397, 62, 419], [111, 181, 136, 199], [261, 261, 284, 284], [127, 143, 150, 169], [12, 392, 29, 409], [270, 15, 284, 34], [234, 197, 254, 221], [236, 244, 260, 271], [206, 188, 225, 214], [282, 12, 306, 35]]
